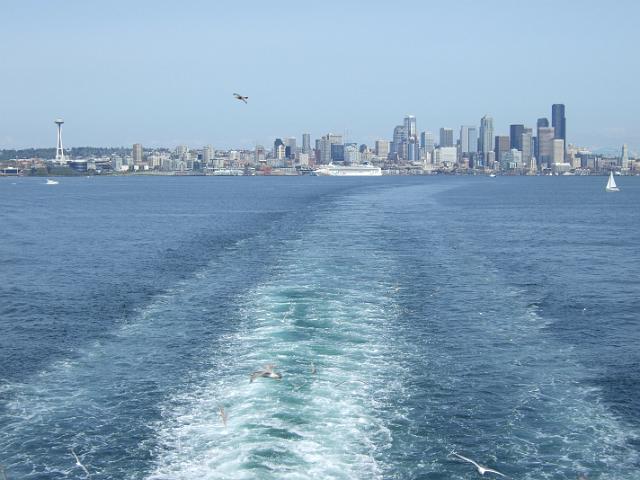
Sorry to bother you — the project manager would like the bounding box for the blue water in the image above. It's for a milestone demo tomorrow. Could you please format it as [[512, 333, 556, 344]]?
[[1, 175, 639, 479]]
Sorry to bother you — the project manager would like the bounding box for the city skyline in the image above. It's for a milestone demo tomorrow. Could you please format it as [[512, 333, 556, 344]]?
[[1, 0, 639, 151]]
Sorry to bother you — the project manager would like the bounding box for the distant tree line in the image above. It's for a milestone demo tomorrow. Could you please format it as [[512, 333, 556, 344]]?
[[0, 147, 131, 160]]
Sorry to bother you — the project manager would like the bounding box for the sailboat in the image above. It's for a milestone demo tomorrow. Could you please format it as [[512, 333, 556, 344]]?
[[605, 171, 619, 192]]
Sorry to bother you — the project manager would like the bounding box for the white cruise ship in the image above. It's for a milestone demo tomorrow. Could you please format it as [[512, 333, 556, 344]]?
[[314, 163, 382, 176]]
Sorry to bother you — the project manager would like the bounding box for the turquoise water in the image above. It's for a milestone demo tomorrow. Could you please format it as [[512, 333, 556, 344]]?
[[1, 175, 639, 479]]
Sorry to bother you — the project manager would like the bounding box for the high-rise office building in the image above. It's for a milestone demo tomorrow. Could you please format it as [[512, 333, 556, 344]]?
[[439, 128, 454, 147], [460, 126, 478, 154], [391, 125, 408, 160], [552, 139, 565, 164], [404, 115, 418, 162], [318, 133, 343, 163], [344, 144, 360, 164], [502, 149, 522, 170], [202, 145, 213, 165], [537, 127, 555, 167], [621, 144, 629, 169], [375, 140, 390, 158], [536, 118, 549, 160], [285, 137, 297, 159], [407, 137, 419, 161], [510, 124, 524, 150], [274, 138, 284, 158], [479, 115, 494, 155], [495, 135, 510, 164], [521, 131, 533, 170], [552, 104, 566, 146], [404, 115, 417, 138], [133, 143, 143, 164], [331, 143, 345, 162], [420, 131, 435, 152], [302, 133, 311, 154]]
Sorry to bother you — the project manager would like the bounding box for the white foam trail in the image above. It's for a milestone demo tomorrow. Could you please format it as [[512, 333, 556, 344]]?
[[146, 202, 406, 479]]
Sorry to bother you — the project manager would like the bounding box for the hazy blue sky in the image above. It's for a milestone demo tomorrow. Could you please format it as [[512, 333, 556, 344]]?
[[1, 0, 638, 151]]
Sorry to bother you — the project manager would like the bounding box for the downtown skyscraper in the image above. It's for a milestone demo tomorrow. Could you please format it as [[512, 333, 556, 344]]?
[[479, 115, 494, 157], [552, 104, 566, 156], [439, 128, 454, 148]]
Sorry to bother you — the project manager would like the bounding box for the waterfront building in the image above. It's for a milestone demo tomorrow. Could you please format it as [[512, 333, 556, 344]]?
[[486, 151, 496, 169], [510, 124, 524, 151], [502, 148, 522, 170], [254, 145, 266, 163], [298, 152, 310, 166], [344, 144, 361, 164], [434, 146, 457, 165], [133, 143, 143, 164], [494, 135, 510, 164], [439, 128, 454, 147]]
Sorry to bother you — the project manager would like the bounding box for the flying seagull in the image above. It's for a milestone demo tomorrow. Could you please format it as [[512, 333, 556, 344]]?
[[335, 379, 368, 387], [233, 93, 248, 103], [219, 406, 228, 428], [71, 449, 91, 478], [450, 452, 507, 477], [250, 364, 282, 383]]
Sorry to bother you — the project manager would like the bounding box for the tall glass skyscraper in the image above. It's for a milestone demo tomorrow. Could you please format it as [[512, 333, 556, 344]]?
[[552, 104, 566, 155], [510, 124, 524, 151], [479, 115, 494, 155], [302, 133, 311, 154], [439, 128, 454, 147], [460, 126, 478, 154]]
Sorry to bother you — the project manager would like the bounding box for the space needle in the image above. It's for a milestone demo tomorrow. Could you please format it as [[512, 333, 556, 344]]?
[[55, 119, 65, 163]]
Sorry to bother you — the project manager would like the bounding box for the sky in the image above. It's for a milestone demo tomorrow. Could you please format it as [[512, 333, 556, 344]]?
[[1, 0, 639, 152]]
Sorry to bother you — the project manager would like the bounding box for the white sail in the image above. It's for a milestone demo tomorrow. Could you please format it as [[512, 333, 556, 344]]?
[[605, 171, 619, 192]]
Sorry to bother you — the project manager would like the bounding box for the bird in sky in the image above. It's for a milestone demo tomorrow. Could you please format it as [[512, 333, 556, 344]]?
[[71, 449, 91, 478], [450, 452, 507, 477], [233, 93, 248, 103], [250, 364, 282, 382]]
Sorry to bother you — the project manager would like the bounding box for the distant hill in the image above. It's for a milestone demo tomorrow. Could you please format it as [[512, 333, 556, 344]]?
[[0, 147, 130, 161]]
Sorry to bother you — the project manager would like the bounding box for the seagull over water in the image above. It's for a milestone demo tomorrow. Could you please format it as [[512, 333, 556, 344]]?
[[71, 449, 91, 478], [250, 364, 282, 383], [450, 452, 507, 477], [219, 406, 228, 427], [233, 93, 248, 103]]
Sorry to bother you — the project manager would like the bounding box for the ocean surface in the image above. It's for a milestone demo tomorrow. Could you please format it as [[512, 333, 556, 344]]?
[[1, 175, 639, 479]]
